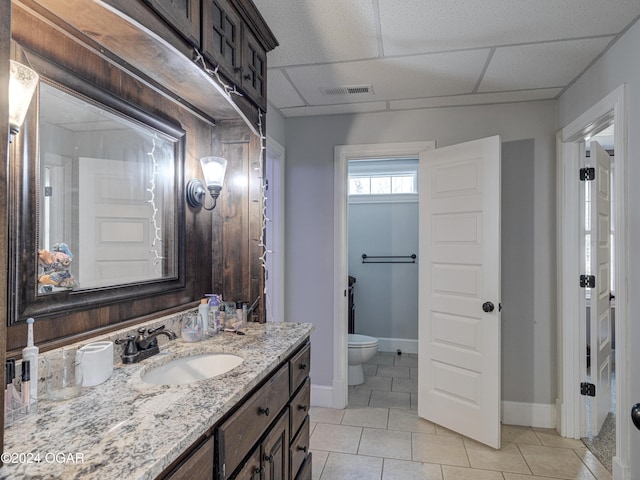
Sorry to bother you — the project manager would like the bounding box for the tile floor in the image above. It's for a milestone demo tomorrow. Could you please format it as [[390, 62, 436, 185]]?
[[309, 352, 611, 480]]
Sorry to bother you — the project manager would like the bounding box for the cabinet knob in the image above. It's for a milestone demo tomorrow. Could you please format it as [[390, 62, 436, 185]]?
[[298, 404, 308, 412], [259, 406, 270, 416], [299, 363, 308, 370], [244, 72, 252, 81], [254, 466, 264, 474], [264, 454, 274, 463], [297, 445, 308, 453]]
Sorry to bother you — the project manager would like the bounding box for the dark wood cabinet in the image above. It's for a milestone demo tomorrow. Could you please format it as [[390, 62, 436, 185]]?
[[164, 436, 215, 480], [214, 341, 311, 480], [240, 27, 267, 107], [202, 0, 242, 83], [144, 0, 201, 47]]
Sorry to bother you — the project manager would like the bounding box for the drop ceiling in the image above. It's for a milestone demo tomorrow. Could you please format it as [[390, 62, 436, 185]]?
[[252, 0, 640, 117]]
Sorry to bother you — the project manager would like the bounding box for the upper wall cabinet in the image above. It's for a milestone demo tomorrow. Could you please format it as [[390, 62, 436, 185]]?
[[143, 0, 201, 47]]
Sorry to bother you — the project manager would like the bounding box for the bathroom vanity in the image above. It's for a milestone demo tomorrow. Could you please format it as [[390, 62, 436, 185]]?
[[0, 321, 313, 480]]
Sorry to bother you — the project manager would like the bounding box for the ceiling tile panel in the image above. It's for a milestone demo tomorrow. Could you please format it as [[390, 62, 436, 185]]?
[[478, 37, 614, 92], [267, 69, 306, 108], [284, 49, 490, 105], [390, 88, 562, 110], [378, 0, 640, 55], [252, 0, 379, 67], [280, 102, 389, 117]]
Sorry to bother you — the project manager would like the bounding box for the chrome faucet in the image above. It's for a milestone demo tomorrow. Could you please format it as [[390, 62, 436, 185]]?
[[115, 324, 177, 364]]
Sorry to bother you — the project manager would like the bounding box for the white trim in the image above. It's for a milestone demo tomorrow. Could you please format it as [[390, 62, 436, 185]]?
[[557, 84, 629, 479], [377, 337, 418, 355], [334, 141, 435, 409], [502, 401, 556, 428], [348, 193, 418, 204], [310, 384, 334, 408], [265, 136, 285, 323]]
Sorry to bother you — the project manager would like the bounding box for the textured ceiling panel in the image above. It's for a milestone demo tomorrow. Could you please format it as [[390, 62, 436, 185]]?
[[279, 102, 389, 117], [252, 0, 379, 67], [379, 0, 640, 56], [390, 88, 563, 110], [285, 49, 489, 105], [478, 37, 614, 92], [267, 69, 306, 108]]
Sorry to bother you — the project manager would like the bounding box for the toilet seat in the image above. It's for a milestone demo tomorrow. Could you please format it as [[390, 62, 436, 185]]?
[[348, 334, 378, 348]]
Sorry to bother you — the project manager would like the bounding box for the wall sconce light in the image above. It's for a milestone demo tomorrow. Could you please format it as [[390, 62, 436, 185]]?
[[9, 60, 39, 139], [186, 156, 228, 210]]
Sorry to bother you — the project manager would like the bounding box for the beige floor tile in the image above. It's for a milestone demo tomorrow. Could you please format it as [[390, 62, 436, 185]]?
[[360, 375, 393, 391], [342, 407, 389, 429], [310, 423, 362, 454], [503, 475, 568, 480], [310, 422, 317, 436], [464, 439, 531, 474], [377, 365, 412, 378], [310, 407, 345, 424], [382, 458, 443, 480], [411, 392, 419, 410], [442, 466, 504, 480], [358, 427, 413, 460], [370, 390, 411, 409], [533, 427, 587, 448], [388, 408, 436, 434], [412, 432, 470, 467], [573, 448, 613, 480], [319, 452, 383, 480], [392, 376, 418, 393], [363, 364, 378, 376], [394, 355, 419, 368], [501, 424, 542, 445], [348, 388, 372, 406], [519, 444, 597, 479], [310, 449, 329, 480], [411, 367, 419, 379], [366, 355, 395, 366], [435, 424, 463, 437]]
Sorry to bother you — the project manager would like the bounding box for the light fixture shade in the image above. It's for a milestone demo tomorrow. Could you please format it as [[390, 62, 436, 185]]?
[[9, 60, 39, 135], [200, 156, 227, 190]]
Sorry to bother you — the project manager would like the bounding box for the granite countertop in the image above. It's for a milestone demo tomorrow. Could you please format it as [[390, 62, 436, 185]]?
[[0, 322, 314, 480]]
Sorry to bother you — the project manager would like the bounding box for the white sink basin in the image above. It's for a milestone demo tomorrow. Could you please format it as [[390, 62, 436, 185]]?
[[141, 353, 244, 385]]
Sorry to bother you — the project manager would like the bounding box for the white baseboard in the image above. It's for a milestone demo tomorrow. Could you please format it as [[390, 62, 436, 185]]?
[[377, 337, 418, 355], [612, 457, 629, 480], [502, 401, 556, 428], [311, 384, 334, 408]]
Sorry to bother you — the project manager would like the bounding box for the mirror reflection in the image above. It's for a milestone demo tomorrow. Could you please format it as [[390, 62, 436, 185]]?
[[37, 82, 178, 294]]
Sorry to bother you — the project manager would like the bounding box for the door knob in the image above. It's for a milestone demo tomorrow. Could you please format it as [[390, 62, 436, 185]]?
[[482, 302, 495, 313], [632, 403, 640, 430]]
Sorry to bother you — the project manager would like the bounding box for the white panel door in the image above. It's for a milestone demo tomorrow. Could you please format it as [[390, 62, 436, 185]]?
[[418, 135, 501, 449], [588, 141, 612, 435]]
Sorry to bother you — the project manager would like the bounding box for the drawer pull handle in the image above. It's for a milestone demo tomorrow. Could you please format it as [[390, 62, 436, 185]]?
[[264, 454, 274, 463], [298, 404, 308, 412], [297, 445, 308, 453], [259, 406, 270, 416], [300, 363, 308, 370]]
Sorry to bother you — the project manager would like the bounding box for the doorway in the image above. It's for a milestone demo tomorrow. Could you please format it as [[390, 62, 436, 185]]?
[[265, 136, 285, 323], [557, 85, 629, 478]]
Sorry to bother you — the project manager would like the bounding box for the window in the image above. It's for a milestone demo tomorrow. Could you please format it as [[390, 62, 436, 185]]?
[[348, 158, 418, 196]]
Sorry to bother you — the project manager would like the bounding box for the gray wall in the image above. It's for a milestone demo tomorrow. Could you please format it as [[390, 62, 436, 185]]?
[[348, 200, 419, 341], [558, 18, 640, 476], [283, 100, 557, 406]]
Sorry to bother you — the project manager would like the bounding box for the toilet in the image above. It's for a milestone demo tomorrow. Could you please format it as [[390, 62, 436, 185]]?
[[348, 334, 379, 386]]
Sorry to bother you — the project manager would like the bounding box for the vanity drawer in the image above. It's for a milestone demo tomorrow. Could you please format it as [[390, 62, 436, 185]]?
[[289, 416, 310, 479], [290, 377, 310, 439], [289, 343, 310, 394], [216, 363, 289, 479]]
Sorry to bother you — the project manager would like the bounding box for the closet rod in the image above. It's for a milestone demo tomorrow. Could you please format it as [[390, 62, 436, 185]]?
[[361, 254, 417, 264]]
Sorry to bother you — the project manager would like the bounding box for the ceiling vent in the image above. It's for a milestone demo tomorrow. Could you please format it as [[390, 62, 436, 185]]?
[[321, 84, 374, 96]]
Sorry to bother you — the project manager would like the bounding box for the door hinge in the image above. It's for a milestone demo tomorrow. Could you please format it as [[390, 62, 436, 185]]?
[[580, 274, 595, 288], [580, 382, 596, 397], [44, 186, 53, 197], [580, 167, 595, 181]]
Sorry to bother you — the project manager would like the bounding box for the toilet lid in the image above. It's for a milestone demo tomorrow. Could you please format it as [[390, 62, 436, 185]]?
[[348, 334, 378, 347]]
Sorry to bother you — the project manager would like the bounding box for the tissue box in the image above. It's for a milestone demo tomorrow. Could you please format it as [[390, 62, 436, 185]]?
[[79, 341, 114, 387]]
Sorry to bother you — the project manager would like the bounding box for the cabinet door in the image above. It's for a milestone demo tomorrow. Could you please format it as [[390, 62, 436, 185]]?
[[233, 448, 262, 480], [164, 436, 214, 480], [241, 28, 267, 109], [262, 409, 289, 480], [202, 0, 242, 82], [144, 0, 201, 47]]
